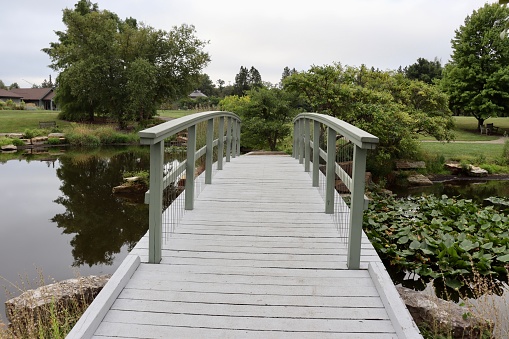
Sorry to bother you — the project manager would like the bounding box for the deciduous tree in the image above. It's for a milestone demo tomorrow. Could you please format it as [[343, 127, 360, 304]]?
[[441, 3, 509, 130], [404, 57, 443, 84], [44, 0, 209, 127]]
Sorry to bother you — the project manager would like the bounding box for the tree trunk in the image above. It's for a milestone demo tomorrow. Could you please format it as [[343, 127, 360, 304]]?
[[477, 118, 485, 131]]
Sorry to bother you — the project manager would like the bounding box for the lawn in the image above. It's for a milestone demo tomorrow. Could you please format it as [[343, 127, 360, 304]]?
[[157, 109, 199, 119], [420, 116, 509, 141], [419, 142, 505, 163], [0, 110, 70, 132]]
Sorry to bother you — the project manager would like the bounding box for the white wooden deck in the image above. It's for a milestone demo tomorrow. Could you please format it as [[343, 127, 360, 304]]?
[[69, 154, 421, 338]]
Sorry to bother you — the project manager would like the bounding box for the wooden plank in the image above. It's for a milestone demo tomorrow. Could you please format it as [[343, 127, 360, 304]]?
[[98, 310, 397, 333], [67, 254, 141, 339]]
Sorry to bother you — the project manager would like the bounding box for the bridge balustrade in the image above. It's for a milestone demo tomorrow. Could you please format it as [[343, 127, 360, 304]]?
[[139, 111, 241, 263], [293, 113, 379, 269]]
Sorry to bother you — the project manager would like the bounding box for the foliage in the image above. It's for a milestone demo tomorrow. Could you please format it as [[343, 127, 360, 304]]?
[[364, 192, 509, 293], [283, 63, 454, 173], [220, 88, 298, 151], [504, 139, 509, 164], [441, 3, 509, 129], [22, 128, 46, 139], [44, 0, 210, 128], [404, 57, 443, 84], [233, 66, 263, 95], [65, 124, 138, 146]]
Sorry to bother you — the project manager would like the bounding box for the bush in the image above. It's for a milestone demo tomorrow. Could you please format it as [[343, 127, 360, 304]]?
[[47, 137, 62, 145], [503, 140, 509, 164], [23, 128, 46, 139]]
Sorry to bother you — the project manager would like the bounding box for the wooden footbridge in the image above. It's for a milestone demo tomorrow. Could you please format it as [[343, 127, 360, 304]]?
[[68, 112, 421, 338]]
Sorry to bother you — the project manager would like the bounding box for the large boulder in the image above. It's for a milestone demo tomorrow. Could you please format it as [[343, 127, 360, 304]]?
[[407, 174, 433, 186], [397, 286, 492, 338], [5, 275, 110, 330]]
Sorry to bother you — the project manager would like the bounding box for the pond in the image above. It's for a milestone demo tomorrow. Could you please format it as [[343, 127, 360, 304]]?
[[0, 147, 150, 323]]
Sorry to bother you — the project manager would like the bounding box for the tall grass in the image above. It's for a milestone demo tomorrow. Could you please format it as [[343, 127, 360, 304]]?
[[65, 124, 139, 146]]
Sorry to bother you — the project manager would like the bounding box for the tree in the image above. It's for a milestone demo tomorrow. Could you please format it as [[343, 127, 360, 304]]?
[[441, 3, 509, 130], [248, 66, 262, 89], [219, 88, 297, 151], [216, 79, 225, 94], [281, 66, 297, 84], [196, 73, 216, 96], [9, 82, 19, 90], [0, 80, 6, 90], [404, 57, 443, 84], [44, 0, 209, 127], [233, 66, 250, 95], [283, 64, 453, 172]]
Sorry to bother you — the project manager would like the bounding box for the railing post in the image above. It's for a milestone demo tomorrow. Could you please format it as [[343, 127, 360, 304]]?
[[185, 125, 196, 210], [293, 121, 299, 159], [325, 127, 336, 214], [304, 118, 310, 172], [148, 141, 163, 263], [298, 119, 304, 164], [312, 120, 320, 187], [205, 118, 213, 184], [236, 120, 241, 156], [232, 119, 237, 159], [226, 117, 232, 162], [218, 117, 224, 170], [348, 146, 367, 269]]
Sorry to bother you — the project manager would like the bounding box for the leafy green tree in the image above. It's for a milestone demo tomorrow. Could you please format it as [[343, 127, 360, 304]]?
[[441, 3, 509, 130], [220, 88, 297, 151], [248, 66, 263, 89], [234, 66, 250, 95], [283, 64, 453, 172], [281, 66, 297, 84], [196, 73, 216, 96], [404, 57, 443, 84], [44, 0, 209, 127], [8, 82, 19, 90], [0, 80, 6, 90]]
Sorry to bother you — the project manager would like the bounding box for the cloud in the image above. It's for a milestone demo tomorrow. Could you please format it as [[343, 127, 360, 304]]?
[[0, 0, 498, 87]]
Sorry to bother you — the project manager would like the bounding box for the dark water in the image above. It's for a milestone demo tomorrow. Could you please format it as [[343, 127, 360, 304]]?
[[0, 147, 149, 322]]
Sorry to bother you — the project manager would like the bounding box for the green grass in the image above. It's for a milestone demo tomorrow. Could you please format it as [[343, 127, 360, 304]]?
[[157, 109, 200, 119], [420, 142, 504, 163], [0, 110, 70, 132], [420, 116, 509, 141]]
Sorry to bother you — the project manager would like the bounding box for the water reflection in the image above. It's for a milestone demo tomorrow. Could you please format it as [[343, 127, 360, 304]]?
[[51, 150, 149, 267]]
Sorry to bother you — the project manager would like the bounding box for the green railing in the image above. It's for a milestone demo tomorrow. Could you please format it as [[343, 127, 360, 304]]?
[[139, 111, 241, 263], [293, 113, 379, 269]]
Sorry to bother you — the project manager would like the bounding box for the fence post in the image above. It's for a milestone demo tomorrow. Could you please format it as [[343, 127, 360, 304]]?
[[325, 127, 336, 214], [185, 125, 196, 210], [226, 117, 232, 162], [218, 117, 224, 170], [348, 146, 367, 269], [148, 141, 163, 263], [304, 118, 311, 172], [236, 120, 241, 156], [205, 118, 214, 184], [298, 119, 304, 164], [232, 120, 237, 159], [312, 120, 320, 187], [293, 121, 299, 160]]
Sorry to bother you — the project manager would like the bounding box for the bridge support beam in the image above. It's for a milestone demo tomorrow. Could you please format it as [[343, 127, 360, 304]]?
[[348, 146, 367, 269], [304, 119, 310, 172], [312, 120, 320, 187], [226, 118, 231, 162], [325, 127, 336, 214], [205, 119, 214, 184], [185, 125, 196, 210], [218, 117, 225, 170], [148, 141, 163, 263]]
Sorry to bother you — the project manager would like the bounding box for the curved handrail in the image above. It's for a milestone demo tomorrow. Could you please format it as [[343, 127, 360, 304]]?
[[293, 112, 378, 149], [140, 111, 240, 144]]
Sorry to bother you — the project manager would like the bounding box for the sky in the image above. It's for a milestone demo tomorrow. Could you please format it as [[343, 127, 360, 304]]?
[[0, 0, 499, 88]]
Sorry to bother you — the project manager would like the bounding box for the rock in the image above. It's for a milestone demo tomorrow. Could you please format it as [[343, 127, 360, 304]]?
[[7, 133, 23, 139], [31, 136, 48, 144], [407, 174, 433, 186], [396, 160, 426, 170], [112, 182, 147, 194], [397, 286, 492, 338], [48, 133, 65, 138], [445, 163, 463, 175], [468, 166, 488, 177], [1, 144, 17, 151], [124, 176, 141, 183], [5, 275, 110, 329]]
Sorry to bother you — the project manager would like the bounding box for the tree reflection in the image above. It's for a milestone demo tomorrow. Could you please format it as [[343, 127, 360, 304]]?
[[52, 149, 149, 267]]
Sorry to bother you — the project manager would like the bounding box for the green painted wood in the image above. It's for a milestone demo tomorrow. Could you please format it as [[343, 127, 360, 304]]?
[[217, 117, 224, 170], [236, 120, 241, 156], [312, 120, 320, 187], [325, 127, 336, 214], [148, 141, 163, 263], [348, 146, 367, 269], [298, 119, 304, 164], [304, 118, 311, 172], [205, 119, 213, 184], [185, 125, 196, 210], [226, 117, 231, 162]]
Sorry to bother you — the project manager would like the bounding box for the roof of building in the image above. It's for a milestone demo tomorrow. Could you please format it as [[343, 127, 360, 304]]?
[[10, 88, 54, 101], [188, 90, 207, 98], [0, 89, 23, 99]]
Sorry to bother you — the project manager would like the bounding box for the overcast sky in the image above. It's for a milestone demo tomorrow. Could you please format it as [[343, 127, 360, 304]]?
[[0, 0, 498, 88]]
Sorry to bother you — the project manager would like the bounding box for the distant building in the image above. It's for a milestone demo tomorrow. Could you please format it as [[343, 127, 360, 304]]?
[[0, 89, 23, 104], [10, 88, 56, 110], [188, 90, 207, 99]]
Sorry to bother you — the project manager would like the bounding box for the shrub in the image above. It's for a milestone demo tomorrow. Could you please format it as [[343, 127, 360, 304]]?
[[23, 128, 45, 139], [503, 140, 509, 164], [47, 137, 62, 145]]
